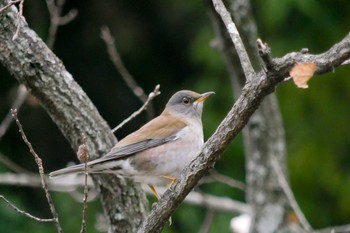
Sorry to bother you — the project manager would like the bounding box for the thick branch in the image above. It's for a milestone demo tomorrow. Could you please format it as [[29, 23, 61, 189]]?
[[137, 33, 350, 233], [0, 2, 147, 232], [206, 0, 292, 232], [258, 33, 350, 78]]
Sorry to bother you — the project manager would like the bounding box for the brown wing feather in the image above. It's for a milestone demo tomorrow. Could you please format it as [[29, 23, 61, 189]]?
[[86, 114, 187, 166], [117, 113, 186, 146]]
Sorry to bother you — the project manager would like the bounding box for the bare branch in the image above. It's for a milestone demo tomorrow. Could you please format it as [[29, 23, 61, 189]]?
[[198, 209, 215, 233], [0, 85, 28, 141], [45, 0, 78, 49], [270, 156, 312, 231], [257, 33, 350, 79], [212, 0, 255, 81], [77, 136, 89, 233], [204, 169, 246, 191], [112, 84, 161, 133], [11, 109, 63, 233], [0, 0, 21, 13], [342, 58, 350, 65], [0, 5, 147, 230], [0, 151, 32, 174], [0, 0, 76, 143], [0, 195, 55, 222], [136, 32, 350, 233], [12, 0, 24, 40], [100, 26, 155, 119], [316, 224, 350, 233], [0, 173, 250, 215], [0, 172, 94, 191]]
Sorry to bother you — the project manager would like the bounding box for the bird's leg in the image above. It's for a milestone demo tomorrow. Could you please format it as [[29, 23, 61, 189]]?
[[147, 184, 161, 201], [147, 183, 172, 225], [161, 175, 177, 190]]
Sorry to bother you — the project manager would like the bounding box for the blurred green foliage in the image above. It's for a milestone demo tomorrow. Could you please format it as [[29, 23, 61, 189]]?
[[0, 0, 349, 232]]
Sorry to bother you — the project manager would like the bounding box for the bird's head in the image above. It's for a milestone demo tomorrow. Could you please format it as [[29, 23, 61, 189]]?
[[164, 90, 215, 119]]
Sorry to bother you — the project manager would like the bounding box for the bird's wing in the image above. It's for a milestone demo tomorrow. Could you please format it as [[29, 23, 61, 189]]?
[[87, 114, 187, 166]]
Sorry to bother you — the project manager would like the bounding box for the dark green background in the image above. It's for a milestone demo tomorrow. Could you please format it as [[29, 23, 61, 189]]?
[[0, 0, 349, 232]]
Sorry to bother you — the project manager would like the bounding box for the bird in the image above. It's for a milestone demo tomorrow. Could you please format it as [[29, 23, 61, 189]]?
[[49, 90, 214, 200]]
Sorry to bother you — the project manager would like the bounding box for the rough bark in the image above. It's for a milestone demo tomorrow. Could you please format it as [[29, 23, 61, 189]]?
[[206, 0, 294, 232], [137, 29, 350, 233], [1, 1, 350, 233], [0, 3, 147, 233]]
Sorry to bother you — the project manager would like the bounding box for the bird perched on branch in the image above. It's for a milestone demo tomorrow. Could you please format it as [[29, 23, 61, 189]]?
[[50, 90, 214, 200]]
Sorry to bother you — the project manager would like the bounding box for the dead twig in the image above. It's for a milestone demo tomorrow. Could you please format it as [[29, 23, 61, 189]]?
[[12, 0, 24, 40], [77, 135, 89, 233], [199, 169, 246, 191], [45, 0, 78, 49], [100, 26, 155, 119], [0, 151, 32, 174], [0, 0, 20, 13], [0, 85, 28, 141], [198, 209, 215, 233], [11, 109, 63, 233], [0, 195, 55, 222], [0, 0, 76, 143], [112, 84, 161, 133], [212, 0, 255, 81], [270, 156, 312, 231]]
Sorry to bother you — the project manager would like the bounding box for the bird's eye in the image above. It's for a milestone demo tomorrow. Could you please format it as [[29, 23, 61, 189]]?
[[182, 97, 191, 105]]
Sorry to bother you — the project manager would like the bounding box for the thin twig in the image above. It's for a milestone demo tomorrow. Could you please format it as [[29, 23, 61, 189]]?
[[77, 135, 89, 233], [45, 0, 78, 49], [212, 0, 256, 81], [12, 0, 24, 40], [0, 195, 55, 222], [207, 169, 246, 191], [100, 26, 155, 119], [0, 151, 32, 174], [0, 0, 21, 13], [270, 155, 313, 231], [0, 0, 76, 143], [11, 109, 63, 233], [0, 85, 28, 141], [0, 173, 250, 215], [316, 223, 350, 233], [112, 84, 161, 133], [198, 209, 215, 233]]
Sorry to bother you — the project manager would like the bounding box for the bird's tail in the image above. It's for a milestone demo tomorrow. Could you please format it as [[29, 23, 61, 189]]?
[[49, 163, 86, 178]]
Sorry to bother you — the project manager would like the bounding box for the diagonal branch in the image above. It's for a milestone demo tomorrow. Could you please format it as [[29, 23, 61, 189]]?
[[0, 3, 148, 231], [112, 84, 160, 133], [270, 156, 312, 231], [212, 0, 256, 81], [0, 195, 55, 223], [136, 32, 350, 233], [11, 109, 63, 233], [100, 26, 155, 119]]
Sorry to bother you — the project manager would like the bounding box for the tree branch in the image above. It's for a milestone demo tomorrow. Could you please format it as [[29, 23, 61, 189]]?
[[0, 173, 250, 215], [0, 195, 55, 223], [100, 26, 155, 119], [270, 156, 312, 231], [207, 0, 291, 232], [0, 2, 148, 232], [112, 84, 160, 133], [136, 32, 350, 233], [11, 109, 63, 233], [212, 0, 256, 81]]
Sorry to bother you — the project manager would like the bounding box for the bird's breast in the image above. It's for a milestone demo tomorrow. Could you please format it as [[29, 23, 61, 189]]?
[[122, 124, 204, 183]]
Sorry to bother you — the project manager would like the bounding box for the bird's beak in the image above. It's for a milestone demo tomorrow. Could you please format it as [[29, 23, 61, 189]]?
[[194, 91, 215, 103]]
